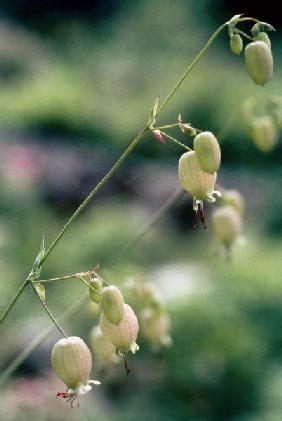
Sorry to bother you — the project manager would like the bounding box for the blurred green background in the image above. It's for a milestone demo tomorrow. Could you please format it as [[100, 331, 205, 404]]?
[[0, 0, 281, 420]]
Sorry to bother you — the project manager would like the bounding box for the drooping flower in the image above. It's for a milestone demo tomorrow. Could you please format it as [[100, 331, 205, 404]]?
[[212, 206, 241, 247], [100, 303, 139, 355], [51, 336, 100, 406], [178, 151, 221, 227], [244, 41, 273, 86]]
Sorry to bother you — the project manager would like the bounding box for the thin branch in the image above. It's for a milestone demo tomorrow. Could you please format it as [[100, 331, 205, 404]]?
[[0, 293, 88, 387], [160, 131, 192, 151], [30, 283, 68, 338]]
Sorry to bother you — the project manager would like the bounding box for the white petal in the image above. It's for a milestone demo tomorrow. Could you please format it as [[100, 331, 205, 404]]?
[[214, 190, 222, 198], [193, 198, 201, 211], [205, 194, 216, 203], [88, 380, 101, 386], [130, 342, 139, 354]]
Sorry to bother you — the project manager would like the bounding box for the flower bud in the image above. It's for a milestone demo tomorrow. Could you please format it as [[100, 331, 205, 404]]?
[[89, 277, 103, 303], [244, 41, 273, 86], [141, 309, 172, 347], [254, 32, 271, 49], [178, 151, 217, 200], [222, 189, 245, 215], [100, 303, 139, 353], [250, 116, 278, 152], [230, 34, 243, 55], [51, 337, 92, 390], [90, 326, 118, 364], [212, 206, 241, 246], [152, 130, 165, 144], [142, 282, 164, 314], [101, 285, 124, 325], [193, 131, 221, 174]]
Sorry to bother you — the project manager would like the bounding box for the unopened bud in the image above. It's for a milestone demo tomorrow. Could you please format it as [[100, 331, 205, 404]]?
[[193, 131, 221, 174], [89, 277, 103, 303], [244, 41, 273, 86], [152, 130, 165, 144], [142, 282, 164, 313], [101, 285, 124, 325], [230, 34, 243, 55], [222, 189, 245, 215], [254, 32, 271, 49], [212, 206, 241, 246], [141, 309, 172, 347], [250, 116, 278, 152], [100, 303, 139, 353]]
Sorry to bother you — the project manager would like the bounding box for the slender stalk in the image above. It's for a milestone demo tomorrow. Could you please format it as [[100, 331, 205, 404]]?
[[0, 293, 88, 387], [33, 274, 77, 284], [40, 126, 148, 266], [160, 131, 191, 151], [156, 22, 228, 115], [0, 279, 30, 326], [30, 283, 68, 338], [154, 123, 181, 130], [233, 28, 254, 41], [239, 17, 259, 24]]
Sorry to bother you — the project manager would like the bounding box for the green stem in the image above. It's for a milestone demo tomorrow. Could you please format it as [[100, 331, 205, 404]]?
[[160, 131, 191, 151], [154, 123, 181, 130], [233, 28, 254, 41], [34, 274, 77, 284], [30, 283, 68, 338], [40, 126, 148, 266], [0, 279, 30, 326], [239, 17, 259, 24], [156, 22, 228, 115], [0, 293, 88, 387]]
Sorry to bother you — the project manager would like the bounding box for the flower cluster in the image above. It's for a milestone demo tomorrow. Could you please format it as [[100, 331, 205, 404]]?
[[228, 19, 274, 86], [125, 279, 172, 349]]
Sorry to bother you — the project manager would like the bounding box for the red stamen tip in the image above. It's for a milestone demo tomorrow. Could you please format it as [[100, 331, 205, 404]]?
[[124, 358, 130, 375], [199, 204, 207, 229]]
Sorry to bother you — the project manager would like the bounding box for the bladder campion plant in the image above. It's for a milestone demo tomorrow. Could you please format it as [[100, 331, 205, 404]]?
[[0, 14, 276, 406]]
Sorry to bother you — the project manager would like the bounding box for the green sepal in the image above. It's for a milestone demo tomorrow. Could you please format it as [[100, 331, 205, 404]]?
[[148, 96, 160, 127], [227, 14, 243, 26], [30, 236, 45, 281]]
